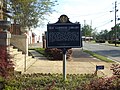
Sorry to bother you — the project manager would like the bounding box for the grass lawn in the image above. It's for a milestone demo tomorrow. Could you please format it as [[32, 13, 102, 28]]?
[[29, 48, 46, 56]]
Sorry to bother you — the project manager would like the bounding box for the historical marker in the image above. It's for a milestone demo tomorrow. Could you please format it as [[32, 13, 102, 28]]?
[[47, 15, 82, 48], [47, 15, 82, 80]]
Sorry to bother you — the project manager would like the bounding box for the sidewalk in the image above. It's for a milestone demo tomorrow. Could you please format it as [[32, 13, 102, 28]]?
[[25, 47, 114, 77]]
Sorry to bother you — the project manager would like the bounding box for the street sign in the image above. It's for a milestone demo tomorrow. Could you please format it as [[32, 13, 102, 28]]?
[[96, 65, 104, 70], [47, 15, 82, 48]]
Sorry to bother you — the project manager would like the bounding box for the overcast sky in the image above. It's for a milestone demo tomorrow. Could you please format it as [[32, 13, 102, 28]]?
[[34, 0, 120, 40]]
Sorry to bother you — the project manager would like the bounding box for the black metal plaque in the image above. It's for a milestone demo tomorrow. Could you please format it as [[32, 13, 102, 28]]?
[[47, 15, 82, 48]]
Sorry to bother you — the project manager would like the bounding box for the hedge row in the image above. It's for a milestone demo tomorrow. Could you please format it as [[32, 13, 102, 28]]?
[[2, 73, 120, 90], [95, 40, 120, 44], [95, 40, 106, 43], [108, 40, 120, 44]]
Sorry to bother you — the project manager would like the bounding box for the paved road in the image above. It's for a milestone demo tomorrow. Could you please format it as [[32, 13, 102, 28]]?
[[83, 42, 120, 62]]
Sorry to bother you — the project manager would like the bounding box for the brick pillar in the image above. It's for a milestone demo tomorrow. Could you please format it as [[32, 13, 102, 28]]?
[[0, 31, 11, 64], [0, 31, 11, 46], [0, 20, 11, 54]]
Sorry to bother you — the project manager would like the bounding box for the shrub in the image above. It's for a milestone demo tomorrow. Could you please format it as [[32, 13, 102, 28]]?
[[95, 40, 105, 43], [85, 76, 120, 90], [4, 73, 120, 90], [117, 41, 120, 44], [79, 64, 120, 90], [45, 48, 72, 60], [110, 63, 120, 76], [4, 73, 96, 90], [76, 63, 120, 90], [0, 46, 14, 78], [108, 40, 113, 44], [108, 40, 120, 44]]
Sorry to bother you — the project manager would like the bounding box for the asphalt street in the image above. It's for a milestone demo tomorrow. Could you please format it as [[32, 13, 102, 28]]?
[[83, 41, 120, 62]]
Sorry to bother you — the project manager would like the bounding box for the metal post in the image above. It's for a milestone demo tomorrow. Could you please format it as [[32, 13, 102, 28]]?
[[24, 53, 26, 72], [62, 48, 67, 80], [115, 1, 117, 46]]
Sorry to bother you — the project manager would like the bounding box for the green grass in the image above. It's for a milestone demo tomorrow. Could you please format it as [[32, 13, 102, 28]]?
[[89, 40, 96, 43], [34, 48, 45, 55], [83, 50, 114, 63], [29, 48, 46, 56]]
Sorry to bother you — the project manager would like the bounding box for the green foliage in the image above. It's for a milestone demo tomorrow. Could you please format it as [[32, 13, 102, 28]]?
[[0, 46, 14, 79], [108, 40, 120, 44], [35, 48, 46, 55], [96, 29, 109, 40], [3, 73, 120, 90], [108, 24, 120, 40], [95, 40, 106, 43], [0, 46, 15, 90], [8, 0, 57, 28], [29, 48, 46, 56], [4, 73, 97, 90], [0, 76, 4, 81], [82, 24, 93, 37]]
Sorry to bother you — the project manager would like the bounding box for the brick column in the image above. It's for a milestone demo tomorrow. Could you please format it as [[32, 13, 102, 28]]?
[[0, 31, 11, 67], [0, 20, 11, 62], [0, 31, 11, 46]]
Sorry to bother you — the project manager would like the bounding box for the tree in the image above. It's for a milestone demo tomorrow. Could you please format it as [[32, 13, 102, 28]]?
[[96, 29, 109, 40], [108, 24, 120, 40], [82, 24, 97, 40], [91, 28, 98, 40], [7, 0, 57, 29], [82, 24, 93, 37]]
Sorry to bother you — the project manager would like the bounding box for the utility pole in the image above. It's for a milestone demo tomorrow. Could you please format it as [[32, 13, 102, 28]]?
[[84, 20, 86, 41], [90, 20, 92, 41], [114, 1, 117, 46]]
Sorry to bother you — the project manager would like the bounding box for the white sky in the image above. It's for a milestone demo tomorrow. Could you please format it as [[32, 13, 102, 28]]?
[[34, 0, 120, 41]]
